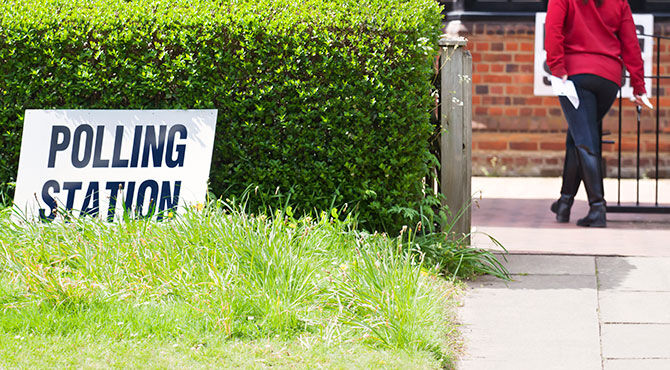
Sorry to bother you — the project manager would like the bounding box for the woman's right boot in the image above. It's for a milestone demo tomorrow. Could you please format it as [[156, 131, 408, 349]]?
[[551, 146, 580, 223]]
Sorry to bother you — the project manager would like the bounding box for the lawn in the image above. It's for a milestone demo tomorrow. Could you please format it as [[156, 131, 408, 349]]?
[[0, 201, 478, 368]]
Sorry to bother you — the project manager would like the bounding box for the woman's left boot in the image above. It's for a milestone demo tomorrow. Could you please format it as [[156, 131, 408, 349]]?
[[577, 202, 606, 227]]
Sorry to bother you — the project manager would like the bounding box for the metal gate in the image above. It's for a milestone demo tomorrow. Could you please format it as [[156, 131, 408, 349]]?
[[607, 33, 670, 214]]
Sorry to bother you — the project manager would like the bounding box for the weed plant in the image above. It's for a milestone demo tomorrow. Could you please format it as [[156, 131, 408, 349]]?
[[0, 198, 500, 367]]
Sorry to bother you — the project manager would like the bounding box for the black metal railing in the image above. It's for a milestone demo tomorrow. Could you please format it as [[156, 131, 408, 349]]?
[[607, 32, 670, 214]]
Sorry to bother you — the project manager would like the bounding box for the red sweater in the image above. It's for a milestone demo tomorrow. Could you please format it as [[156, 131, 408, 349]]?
[[545, 0, 646, 95]]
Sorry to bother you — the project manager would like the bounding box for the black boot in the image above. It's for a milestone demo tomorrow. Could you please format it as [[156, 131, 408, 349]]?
[[575, 146, 606, 227], [551, 195, 574, 223], [551, 146, 580, 222], [577, 202, 606, 227]]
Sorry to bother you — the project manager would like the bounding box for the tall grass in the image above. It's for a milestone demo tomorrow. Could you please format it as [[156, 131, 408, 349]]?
[[391, 193, 510, 281], [0, 200, 473, 365]]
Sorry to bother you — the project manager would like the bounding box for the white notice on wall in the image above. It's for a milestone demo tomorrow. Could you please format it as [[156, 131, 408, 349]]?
[[534, 12, 654, 98], [13, 110, 217, 221]]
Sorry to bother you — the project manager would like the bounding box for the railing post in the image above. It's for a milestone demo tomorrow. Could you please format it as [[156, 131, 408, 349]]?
[[439, 36, 472, 243]]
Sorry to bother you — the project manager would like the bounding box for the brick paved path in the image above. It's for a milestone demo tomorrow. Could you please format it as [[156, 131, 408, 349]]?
[[471, 176, 670, 256]]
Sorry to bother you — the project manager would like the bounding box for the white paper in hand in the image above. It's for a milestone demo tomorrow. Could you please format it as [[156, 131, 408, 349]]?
[[628, 95, 654, 109], [640, 95, 654, 109], [550, 75, 580, 109]]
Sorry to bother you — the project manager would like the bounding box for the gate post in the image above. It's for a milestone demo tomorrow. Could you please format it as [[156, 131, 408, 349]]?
[[439, 36, 472, 242]]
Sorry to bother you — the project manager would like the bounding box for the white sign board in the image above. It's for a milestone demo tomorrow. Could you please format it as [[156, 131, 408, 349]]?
[[14, 110, 217, 221], [534, 13, 654, 98]]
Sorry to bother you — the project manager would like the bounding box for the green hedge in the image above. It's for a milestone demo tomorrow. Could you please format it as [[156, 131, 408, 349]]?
[[0, 0, 442, 231]]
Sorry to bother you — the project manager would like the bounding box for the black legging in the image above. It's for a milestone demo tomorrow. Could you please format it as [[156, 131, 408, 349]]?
[[558, 74, 619, 197], [560, 74, 619, 157]]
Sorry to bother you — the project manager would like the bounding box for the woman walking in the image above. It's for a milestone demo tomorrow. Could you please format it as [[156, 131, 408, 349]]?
[[545, 0, 649, 227]]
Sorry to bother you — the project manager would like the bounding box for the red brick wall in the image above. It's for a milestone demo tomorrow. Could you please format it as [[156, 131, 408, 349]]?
[[462, 20, 670, 177]]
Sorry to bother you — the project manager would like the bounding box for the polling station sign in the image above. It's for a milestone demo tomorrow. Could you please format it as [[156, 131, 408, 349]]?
[[14, 110, 217, 221], [534, 12, 654, 98]]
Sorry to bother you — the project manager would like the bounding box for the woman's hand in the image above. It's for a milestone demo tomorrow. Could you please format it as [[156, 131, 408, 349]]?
[[561, 74, 568, 82], [633, 94, 654, 109]]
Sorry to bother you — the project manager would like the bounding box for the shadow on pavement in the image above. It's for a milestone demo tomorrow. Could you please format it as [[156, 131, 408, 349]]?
[[467, 255, 637, 292]]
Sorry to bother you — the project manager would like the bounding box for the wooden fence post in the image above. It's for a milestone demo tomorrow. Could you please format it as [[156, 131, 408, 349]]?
[[439, 36, 472, 243]]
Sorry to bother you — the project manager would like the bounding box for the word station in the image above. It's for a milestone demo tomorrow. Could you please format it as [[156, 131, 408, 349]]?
[[40, 124, 188, 221]]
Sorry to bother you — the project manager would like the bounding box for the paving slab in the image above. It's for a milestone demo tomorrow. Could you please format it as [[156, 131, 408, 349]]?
[[604, 359, 670, 370], [599, 291, 670, 323], [601, 324, 670, 359], [496, 254, 594, 275], [459, 357, 594, 370], [597, 257, 670, 291], [459, 272, 600, 369]]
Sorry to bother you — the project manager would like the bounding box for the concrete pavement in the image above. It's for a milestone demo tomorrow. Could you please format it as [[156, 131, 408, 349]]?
[[458, 177, 670, 369]]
